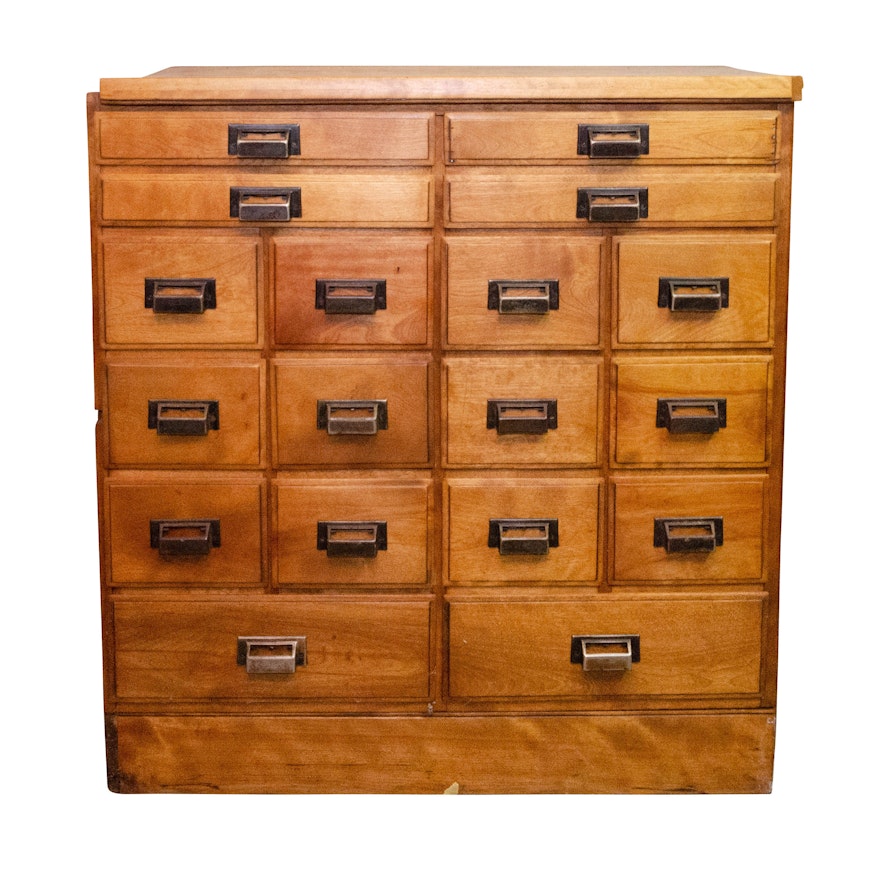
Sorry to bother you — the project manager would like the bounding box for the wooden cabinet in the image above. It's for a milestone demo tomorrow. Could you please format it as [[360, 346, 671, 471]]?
[[89, 66, 801, 793]]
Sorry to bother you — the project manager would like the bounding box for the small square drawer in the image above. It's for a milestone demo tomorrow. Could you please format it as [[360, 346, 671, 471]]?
[[106, 472, 264, 586], [445, 475, 601, 585], [273, 233, 431, 347], [445, 235, 601, 349], [273, 355, 430, 466], [101, 230, 261, 347], [113, 597, 431, 702], [611, 475, 766, 583], [275, 474, 431, 586], [444, 355, 601, 467], [613, 356, 770, 466]]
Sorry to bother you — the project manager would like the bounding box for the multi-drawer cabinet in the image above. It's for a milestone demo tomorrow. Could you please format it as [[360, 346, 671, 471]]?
[[89, 66, 801, 793]]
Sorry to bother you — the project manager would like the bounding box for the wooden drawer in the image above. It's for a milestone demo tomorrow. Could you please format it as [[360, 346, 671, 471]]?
[[100, 169, 432, 226], [445, 475, 601, 585], [106, 472, 264, 586], [101, 230, 261, 347], [105, 353, 264, 468], [444, 355, 601, 467], [273, 233, 431, 347], [613, 356, 770, 466], [113, 598, 431, 702], [97, 111, 433, 163], [611, 475, 767, 583], [448, 594, 765, 700], [445, 235, 601, 349], [614, 235, 775, 347], [273, 355, 430, 466], [447, 111, 779, 162], [275, 475, 431, 586]]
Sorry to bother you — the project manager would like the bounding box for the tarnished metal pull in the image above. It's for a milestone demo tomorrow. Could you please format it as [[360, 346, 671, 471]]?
[[317, 399, 388, 435], [144, 278, 216, 314], [150, 519, 221, 558], [487, 280, 559, 314], [237, 636, 307, 674], [654, 517, 724, 553], [487, 399, 558, 435], [317, 521, 388, 558], [577, 124, 649, 158], [228, 124, 300, 158], [148, 400, 219, 436], [571, 635, 640, 672], [656, 398, 727, 434], [229, 187, 302, 221], [577, 187, 648, 222], [316, 279, 387, 314], [658, 277, 730, 312], [488, 518, 559, 555]]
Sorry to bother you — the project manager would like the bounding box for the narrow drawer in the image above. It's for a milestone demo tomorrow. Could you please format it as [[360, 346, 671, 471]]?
[[613, 356, 770, 466], [445, 475, 601, 585], [105, 354, 264, 468], [97, 111, 432, 163], [273, 233, 431, 347], [615, 235, 775, 347], [444, 356, 601, 467], [106, 472, 264, 586], [448, 111, 779, 162], [275, 475, 431, 586], [274, 355, 430, 466], [101, 230, 260, 347], [445, 235, 601, 349], [611, 475, 766, 583], [448, 594, 765, 700], [113, 598, 431, 701]]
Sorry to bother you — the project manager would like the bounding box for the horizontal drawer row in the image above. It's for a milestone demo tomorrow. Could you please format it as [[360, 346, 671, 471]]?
[[111, 593, 766, 704], [99, 231, 777, 348], [103, 354, 771, 468], [103, 472, 767, 586]]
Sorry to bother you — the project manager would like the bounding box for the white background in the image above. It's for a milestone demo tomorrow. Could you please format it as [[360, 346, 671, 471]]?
[[4, 2, 876, 876]]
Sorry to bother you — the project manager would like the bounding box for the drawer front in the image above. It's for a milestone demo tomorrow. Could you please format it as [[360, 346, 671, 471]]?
[[448, 595, 765, 699], [614, 356, 770, 466], [275, 476, 431, 585], [114, 598, 431, 701], [611, 475, 766, 583], [98, 111, 432, 162], [615, 235, 775, 346], [106, 474, 264, 585], [102, 231, 261, 347], [101, 170, 432, 225], [448, 111, 779, 162], [444, 356, 601, 467], [274, 234, 431, 347], [274, 356, 430, 466], [106, 356, 264, 467], [445, 235, 601, 348], [445, 476, 601, 584]]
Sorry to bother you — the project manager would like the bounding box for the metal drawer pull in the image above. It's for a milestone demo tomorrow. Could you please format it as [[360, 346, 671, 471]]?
[[148, 400, 219, 436], [658, 277, 730, 312], [150, 519, 221, 558], [228, 123, 300, 158], [577, 187, 648, 222], [229, 186, 302, 222], [488, 518, 559, 555], [656, 398, 727, 434], [315, 279, 387, 314], [317, 521, 388, 557], [577, 124, 649, 158], [487, 279, 559, 314], [144, 278, 216, 314], [317, 399, 388, 435], [571, 635, 640, 672], [487, 399, 558, 435], [654, 517, 724, 553], [237, 636, 307, 674]]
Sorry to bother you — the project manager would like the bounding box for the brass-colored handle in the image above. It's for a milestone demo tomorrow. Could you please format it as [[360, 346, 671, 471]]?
[[316, 279, 387, 314], [577, 124, 649, 158], [149, 519, 221, 558], [229, 187, 302, 221], [654, 517, 723, 553], [570, 635, 640, 672], [488, 518, 559, 555], [237, 636, 308, 674], [658, 277, 729, 312], [317, 399, 388, 435], [148, 400, 219, 436], [486, 399, 558, 435], [317, 521, 388, 557], [577, 187, 648, 222], [227, 124, 300, 158], [656, 398, 726, 435], [487, 280, 559, 314], [144, 278, 216, 314]]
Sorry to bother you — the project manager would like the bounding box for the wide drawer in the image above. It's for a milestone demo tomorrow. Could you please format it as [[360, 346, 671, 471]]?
[[448, 594, 765, 700], [275, 475, 431, 585], [445, 475, 601, 584], [273, 233, 431, 347], [106, 472, 264, 586], [113, 597, 431, 701], [273, 355, 430, 466], [445, 235, 601, 349], [101, 230, 261, 347], [444, 355, 601, 467], [105, 353, 264, 468], [614, 235, 775, 347], [447, 111, 779, 162], [613, 356, 770, 466], [611, 475, 767, 583]]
